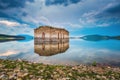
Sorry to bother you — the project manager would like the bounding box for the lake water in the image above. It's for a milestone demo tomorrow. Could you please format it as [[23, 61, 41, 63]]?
[[0, 36, 120, 66]]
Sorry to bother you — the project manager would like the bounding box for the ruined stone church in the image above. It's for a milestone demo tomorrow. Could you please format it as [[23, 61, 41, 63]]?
[[34, 26, 69, 41]]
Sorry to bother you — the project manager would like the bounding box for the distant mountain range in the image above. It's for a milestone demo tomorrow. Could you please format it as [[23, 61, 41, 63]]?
[[0, 34, 25, 42], [81, 35, 120, 41], [0, 34, 120, 43]]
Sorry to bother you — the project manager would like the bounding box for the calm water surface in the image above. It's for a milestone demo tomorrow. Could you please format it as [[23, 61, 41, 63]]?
[[0, 37, 120, 66]]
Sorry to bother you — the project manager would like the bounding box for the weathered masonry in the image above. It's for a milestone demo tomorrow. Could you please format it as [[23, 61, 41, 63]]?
[[34, 26, 69, 41]]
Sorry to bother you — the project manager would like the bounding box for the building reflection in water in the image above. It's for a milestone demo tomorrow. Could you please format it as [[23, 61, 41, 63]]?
[[34, 26, 69, 56], [34, 39, 69, 56]]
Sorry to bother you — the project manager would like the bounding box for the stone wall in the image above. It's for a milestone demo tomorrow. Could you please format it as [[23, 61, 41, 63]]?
[[34, 26, 69, 42]]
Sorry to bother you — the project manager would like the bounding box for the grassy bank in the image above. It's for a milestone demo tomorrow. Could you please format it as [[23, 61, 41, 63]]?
[[0, 59, 120, 80]]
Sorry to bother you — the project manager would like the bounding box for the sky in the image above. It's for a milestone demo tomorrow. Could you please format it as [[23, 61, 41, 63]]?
[[0, 0, 120, 36]]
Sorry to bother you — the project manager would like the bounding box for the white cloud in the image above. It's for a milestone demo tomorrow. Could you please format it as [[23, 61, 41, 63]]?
[[0, 0, 118, 32], [39, 16, 51, 25], [0, 25, 33, 35], [0, 20, 20, 27], [97, 23, 110, 27], [22, 0, 117, 29], [78, 2, 117, 27], [0, 19, 33, 35], [0, 0, 117, 36], [21, 0, 84, 28]]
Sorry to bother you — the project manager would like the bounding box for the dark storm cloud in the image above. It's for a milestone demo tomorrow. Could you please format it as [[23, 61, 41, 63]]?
[[46, 0, 82, 6], [106, 4, 120, 16], [0, 11, 23, 23], [0, 0, 34, 10], [94, 3, 120, 25], [0, 11, 10, 18], [22, 12, 28, 17], [0, 11, 35, 28], [0, 0, 35, 27], [96, 3, 120, 19]]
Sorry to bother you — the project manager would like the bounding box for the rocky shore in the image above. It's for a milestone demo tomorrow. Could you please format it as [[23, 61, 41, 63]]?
[[0, 59, 120, 80]]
